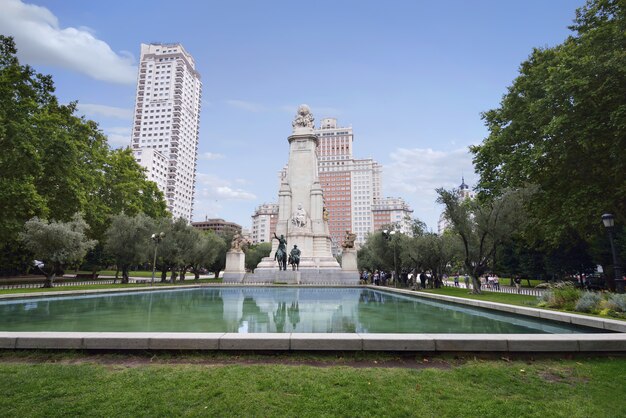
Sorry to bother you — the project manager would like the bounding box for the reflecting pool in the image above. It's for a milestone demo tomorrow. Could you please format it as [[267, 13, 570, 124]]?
[[0, 287, 602, 333]]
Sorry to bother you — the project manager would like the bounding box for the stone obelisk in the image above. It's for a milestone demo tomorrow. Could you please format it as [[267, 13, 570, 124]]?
[[248, 105, 357, 284]]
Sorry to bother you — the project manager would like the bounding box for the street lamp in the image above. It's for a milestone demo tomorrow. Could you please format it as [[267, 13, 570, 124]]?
[[151, 232, 165, 287], [602, 214, 623, 294], [383, 229, 398, 287]]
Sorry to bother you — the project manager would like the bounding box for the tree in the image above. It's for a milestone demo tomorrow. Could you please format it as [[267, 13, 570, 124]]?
[[103, 213, 153, 283], [0, 36, 168, 274], [245, 242, 272, 272], [19, 214, 96, 288], [188, 231, 224, 279], [437, 188, 528, 293], [471, 0, 626, 247]]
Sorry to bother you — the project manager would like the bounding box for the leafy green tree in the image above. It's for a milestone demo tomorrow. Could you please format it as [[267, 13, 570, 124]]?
[[188, 231, 225, 279], [0, 36, 168, 274], [471, 0, 626, 246], [245, 242, 272, 272], [103, 213, 153, 283], [437, 188, 528, 293], [19, 214, 96, 287]]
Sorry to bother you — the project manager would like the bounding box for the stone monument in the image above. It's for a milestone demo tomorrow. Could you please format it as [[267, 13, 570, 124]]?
[[240, 105, 358, 285], [222, 233, 246, 282]]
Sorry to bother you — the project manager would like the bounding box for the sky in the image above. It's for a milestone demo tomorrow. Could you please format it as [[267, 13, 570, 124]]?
[[0, 0, 586, 231]]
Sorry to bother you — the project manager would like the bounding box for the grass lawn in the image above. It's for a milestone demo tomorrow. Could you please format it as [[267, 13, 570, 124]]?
[[0, 279, 222, 295], [419, 287, 539, 307], [0, 351, 623, 417]]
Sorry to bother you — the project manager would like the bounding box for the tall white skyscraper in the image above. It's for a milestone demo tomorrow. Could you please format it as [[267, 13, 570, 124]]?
[[131, 43, 202, 221]]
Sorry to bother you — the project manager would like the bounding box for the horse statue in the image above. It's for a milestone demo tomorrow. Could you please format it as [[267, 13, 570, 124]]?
[[273, 233, 287, 271], [288, 245, 301, 271]]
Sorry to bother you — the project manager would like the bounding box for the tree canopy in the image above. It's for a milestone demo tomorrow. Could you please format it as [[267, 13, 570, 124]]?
[[471, 0, 626, 245], [0, 35, 168, 274]]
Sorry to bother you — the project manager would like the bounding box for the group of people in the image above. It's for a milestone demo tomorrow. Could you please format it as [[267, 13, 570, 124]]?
[[359, 270, 441, 289]]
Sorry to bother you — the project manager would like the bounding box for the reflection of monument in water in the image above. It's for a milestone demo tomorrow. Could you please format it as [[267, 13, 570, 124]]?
[[224, 105, 358, 284], [219, 287, 361, 332]]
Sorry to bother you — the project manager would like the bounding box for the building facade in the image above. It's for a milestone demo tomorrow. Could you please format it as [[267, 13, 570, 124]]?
[[372, 197, 414, 236], [131, 43, 202, 221], [316, 118, 381, 248], [250, 203, 279, 243], [191, 218, 242, 237]]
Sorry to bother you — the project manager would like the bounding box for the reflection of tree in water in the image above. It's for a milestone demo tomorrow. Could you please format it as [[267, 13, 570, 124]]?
[[273, 302, 287, 333], [287, 301, 300, 331]]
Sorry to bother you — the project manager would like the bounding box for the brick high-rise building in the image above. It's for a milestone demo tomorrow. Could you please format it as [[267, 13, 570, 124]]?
[[316, 118, 381, 248], [131, 43, 202, 221], [372, 197, 414, 236]]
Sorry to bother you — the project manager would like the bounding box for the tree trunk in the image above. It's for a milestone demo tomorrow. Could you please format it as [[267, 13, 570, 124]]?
[[170, 270, 177, 282], [471, 276, 482, 294], [179, 268, 186, 282], [42, 273, 55, 288], [194, 269, 200, 280], [160, 269, 167, 283], [121, 266, 130, 284]]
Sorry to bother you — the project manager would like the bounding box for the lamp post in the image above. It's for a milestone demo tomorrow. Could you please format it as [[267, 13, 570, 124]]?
[[383, 229, 398, 287], [602, 214, 623, 294], [151, 232, 165, 287]]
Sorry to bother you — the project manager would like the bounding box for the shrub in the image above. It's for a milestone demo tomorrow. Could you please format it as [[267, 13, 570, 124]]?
[[536, 282, 581, 310], [606, 294, 626, 312], [574, 292, 602, 313]]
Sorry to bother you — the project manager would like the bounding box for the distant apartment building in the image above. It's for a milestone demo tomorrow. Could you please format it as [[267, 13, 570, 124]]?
[[191, 218, 242, 237], [372, 197, 414, 236], [131, 43, 202, 221], [251, 203, 279, 243], [316, 118, 381, 247]]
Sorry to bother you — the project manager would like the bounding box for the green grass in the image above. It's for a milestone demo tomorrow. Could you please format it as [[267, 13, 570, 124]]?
[[0, 279, 222, 295], [0, 352, 623, 417], [420, 286, 539, 306]]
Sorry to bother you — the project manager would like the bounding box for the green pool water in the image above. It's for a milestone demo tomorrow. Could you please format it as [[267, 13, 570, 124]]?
[[0, 287, 601, 333]]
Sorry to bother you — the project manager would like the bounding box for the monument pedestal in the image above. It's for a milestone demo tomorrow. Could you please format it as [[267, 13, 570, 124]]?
[[223, 250, 246, 283], [341, 248, 358, 272]]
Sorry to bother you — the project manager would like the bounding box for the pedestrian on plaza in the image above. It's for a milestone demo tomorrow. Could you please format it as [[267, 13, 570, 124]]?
[[454, 274, 460, 287], [493, 274, 500, 291], [464, 274, 470, 289], [514, 275, 522, 293], [419, 272, 426, 289]]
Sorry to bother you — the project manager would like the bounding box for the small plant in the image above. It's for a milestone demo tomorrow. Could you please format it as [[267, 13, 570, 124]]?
[[574, 292, 602, 313], [535, 282, 581, 310], [605, 294, 626, 312]]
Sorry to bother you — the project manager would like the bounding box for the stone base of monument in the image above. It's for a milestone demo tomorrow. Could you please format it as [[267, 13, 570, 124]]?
[[223, 250, 246, 283], [244, 267, 358, 285], [341, 248, 358, 272]]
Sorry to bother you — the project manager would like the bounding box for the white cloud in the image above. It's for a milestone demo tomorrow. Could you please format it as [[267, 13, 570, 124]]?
[[77, 103, 133, 120], [384, 147, 477, 230], [1, 0, 137, 84], [199, 152, 225, 160], [226, 99, 266, 112], [104, 126, 130, 148], [196, 173, 257, 201]]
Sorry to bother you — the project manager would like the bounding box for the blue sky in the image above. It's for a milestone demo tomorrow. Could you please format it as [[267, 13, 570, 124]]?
[[1, 0, 585, 231]]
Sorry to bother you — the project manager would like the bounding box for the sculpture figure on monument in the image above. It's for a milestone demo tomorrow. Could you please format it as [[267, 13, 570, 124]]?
[[230, 232, 247, 251], [273, 232, 287, 271], [323, 206, 329, 222], [291, 203, 308, 228], [288, 245, 301, 271], [342, 230, 357, 249], [292, 104, 314, 130]]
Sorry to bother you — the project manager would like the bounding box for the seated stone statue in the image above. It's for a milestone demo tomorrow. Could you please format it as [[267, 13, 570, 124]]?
[[342, 230, 357, 249], [230, 233, 246, 251]]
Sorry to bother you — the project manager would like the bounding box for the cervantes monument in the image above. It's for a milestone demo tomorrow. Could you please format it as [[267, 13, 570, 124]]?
[[224, 105, 359, 285]]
